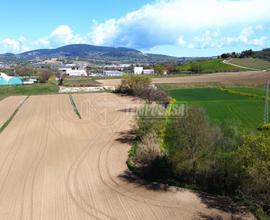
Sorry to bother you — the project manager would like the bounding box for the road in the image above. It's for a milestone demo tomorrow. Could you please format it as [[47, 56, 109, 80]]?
[[0, 94, 253, 219]]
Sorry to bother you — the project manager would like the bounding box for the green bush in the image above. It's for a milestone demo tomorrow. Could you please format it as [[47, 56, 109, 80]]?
[[258, 123, 270, 131], [238, 134, 270, 214], [117, 74, 151, 95], [38, 69, 56, 83], [164, 106, 211, 184]]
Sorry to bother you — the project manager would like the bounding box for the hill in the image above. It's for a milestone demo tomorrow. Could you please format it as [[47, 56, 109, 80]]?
[[255, 48, 270, 61], [226, 58, 270, 71], [176, 59, 245, 73], [0, 44, 181, 64]]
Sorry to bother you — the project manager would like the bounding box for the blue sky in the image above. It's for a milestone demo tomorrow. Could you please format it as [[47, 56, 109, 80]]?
[[0, 0, 270, 57]]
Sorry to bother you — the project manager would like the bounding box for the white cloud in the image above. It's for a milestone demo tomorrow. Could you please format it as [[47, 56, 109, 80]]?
[[1, 0, 269, 54], [177, 36, 187, 46], [181, 26, 268, 49], [35, 25, 84, 48], [192, 31, 221, 49], [229, 26, 267, 47], [89, 19, 118, 45], [89, 0, 270, 48], [1, 37, 29, 53]]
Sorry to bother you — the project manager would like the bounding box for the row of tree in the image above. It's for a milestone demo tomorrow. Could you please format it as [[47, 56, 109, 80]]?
[[220, 49, 255, 59], [115, 74, 170, 103], [128, 105, 270, 217]]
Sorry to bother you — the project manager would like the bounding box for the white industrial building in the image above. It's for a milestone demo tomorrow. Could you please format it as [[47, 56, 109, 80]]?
[[143, 69, 155, 75], [59, 64, 87, 76], [134, 67, 155, 75], [134, 67, 144, 74], [103, 70, 124, 77]]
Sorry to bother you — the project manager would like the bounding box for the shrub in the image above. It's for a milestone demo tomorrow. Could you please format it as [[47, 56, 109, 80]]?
[[202, 122, 244, 193], [238, 134, 270, 214], [38, 69, 55, 83], [117, 74, 151, 95], [135, 106, 165, 140], [257, 123, 270, 131], [128, 102, 270, 217], [164, 106, 211, 183], [116, 74, 170, 104], [137, 86, 170, 103], [133, 132, 162, 167]]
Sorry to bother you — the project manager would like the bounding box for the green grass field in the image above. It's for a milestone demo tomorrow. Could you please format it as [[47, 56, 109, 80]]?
[[63, 76, 101, 87], [225, 85, 266, 97], [228, 58, 270, 70], [176, 59, 245, 73], [168, 87, 266, 130], [0, 83, 59, 99]]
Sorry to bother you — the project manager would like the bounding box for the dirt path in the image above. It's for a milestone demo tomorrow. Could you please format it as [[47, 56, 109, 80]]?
[[0, 96, 27, 128], [0, 93, 254, 219], [97, 71, 270, 87]]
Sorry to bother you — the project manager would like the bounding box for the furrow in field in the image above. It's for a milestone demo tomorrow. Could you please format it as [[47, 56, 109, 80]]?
[[0, 96, 26, 128], [0, 93, 253, 220]]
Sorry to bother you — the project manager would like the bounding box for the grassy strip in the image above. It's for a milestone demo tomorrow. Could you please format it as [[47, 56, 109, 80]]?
[[69, 95, 82, 119], [0, 96, 29, 133], [0, 84, 59, 97], [63, 77, 101, 87], [219, 87, 267, 101]]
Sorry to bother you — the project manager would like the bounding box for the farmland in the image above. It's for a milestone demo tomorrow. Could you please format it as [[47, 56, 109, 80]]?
[[0, 93, 249, 219], [227, 58, 270, 70], [176, 59, 245, 73], [0, 83, 58, 99], [168, 87, 266, 130], [63, 76, 101, 87], [98, 70, 270, 87]]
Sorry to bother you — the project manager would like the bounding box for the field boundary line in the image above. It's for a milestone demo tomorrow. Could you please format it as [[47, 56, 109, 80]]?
[[218, 87, 267, 101], [0, 96, 29, 133], [69, 94, 82, 119]]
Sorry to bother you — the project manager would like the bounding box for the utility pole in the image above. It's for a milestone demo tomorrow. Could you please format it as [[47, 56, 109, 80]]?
[[264, 80, 269, 125]]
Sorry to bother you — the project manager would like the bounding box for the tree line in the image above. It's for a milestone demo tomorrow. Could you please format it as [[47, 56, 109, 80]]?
[[120, 75, 270, 218]]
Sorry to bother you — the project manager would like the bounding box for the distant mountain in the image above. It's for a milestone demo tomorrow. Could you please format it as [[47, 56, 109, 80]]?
[[4, 44, 180, 64], [20, 44, 141, 58]]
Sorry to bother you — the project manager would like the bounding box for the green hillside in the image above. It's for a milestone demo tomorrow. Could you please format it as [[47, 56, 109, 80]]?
[[228, 58, 270, 70], [176, 59, 245, 73]]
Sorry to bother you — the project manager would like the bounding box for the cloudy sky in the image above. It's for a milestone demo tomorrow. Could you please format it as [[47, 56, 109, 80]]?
[[0, 0, 270, 56]]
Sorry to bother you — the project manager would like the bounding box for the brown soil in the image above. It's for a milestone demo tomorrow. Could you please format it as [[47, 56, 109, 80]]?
[[97, 71, 270, 87], [0, 93, 254, 219], [0, 96, 26, 128]]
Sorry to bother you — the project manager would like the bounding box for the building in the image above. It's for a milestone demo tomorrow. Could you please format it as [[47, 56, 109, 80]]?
[[103, 70, 124, 77], [134, 67, 143, 75], [0, 73, 23, 86], [134, 67, 155, 75], [59, 64, 87, 76], [143, 69, 155, 75]]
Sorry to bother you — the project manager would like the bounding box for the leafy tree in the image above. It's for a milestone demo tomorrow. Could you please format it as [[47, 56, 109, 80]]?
[[136, 86, 170, 104], [38, 69, 56, 83], [238, 134, 270, 213], [117, 74, 151, 95], [164, 106, 210, 183]]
